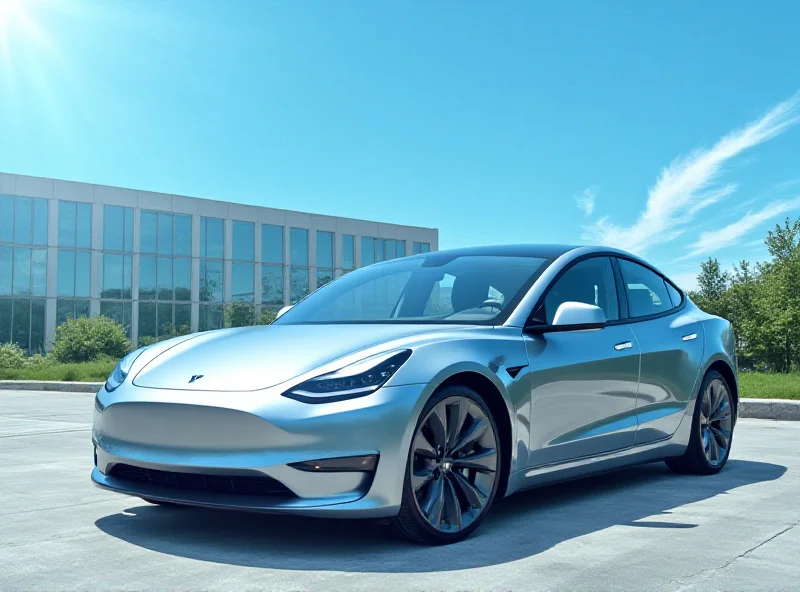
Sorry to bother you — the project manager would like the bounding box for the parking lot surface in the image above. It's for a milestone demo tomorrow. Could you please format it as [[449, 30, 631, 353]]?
[[1, 390, 799, 591]]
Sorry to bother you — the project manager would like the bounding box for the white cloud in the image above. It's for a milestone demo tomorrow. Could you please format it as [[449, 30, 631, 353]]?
[[582, 93, 800, 254], [668, 271, 700, 292], [575, 188, 596, 216], [680, 198, 800, 260]]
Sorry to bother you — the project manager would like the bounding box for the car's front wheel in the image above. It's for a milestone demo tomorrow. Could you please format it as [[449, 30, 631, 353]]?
[[666, 370, 735, 475], [390, 385, 502, 545]]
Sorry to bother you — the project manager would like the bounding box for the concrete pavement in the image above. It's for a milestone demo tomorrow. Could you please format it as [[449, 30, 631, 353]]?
[[1, 390, 799, 591]]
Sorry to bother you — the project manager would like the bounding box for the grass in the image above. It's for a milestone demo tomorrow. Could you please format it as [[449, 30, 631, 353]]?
[[0, 359, 117, 382], [739, 372, 800, 400]]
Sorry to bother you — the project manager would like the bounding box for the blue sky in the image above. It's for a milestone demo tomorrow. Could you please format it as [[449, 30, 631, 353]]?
[[1, 0, 799, 289]]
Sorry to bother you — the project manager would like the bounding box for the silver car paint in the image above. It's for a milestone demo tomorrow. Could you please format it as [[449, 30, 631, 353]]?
[[91, 245, 738, 516]]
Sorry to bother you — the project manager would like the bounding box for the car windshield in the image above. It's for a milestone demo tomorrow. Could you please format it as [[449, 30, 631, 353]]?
[[274, 254, 549, 325]]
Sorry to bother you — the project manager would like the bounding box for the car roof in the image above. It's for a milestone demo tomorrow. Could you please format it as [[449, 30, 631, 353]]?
[[420, 244, 580, 260]]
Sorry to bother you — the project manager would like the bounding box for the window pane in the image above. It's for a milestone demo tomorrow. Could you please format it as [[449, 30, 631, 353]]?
[[140, 211, 158, 253], [124, 207, 133, 252], [100, 301, 123, 328], [316, 269, 333, 289], [58, 202, 77, 247], [77, 203, 92, 249], [157, 302, 173, 337], [56, 298, 74, 326], [262, 224, 283, 264], [75, 251, 91, 298], [422, 243, 430, 253], [102, 254, 122, 299], [0, 196, 13, 243], [666, 281, 683, 307], [0, 298, 11, 343], [397, 241, 405, 258], [290, 267, 309, 303], [0, 246, 12, 295], [200, 259, 223, 302], [543, 257, 619, 323], [157, 213, 173, 255], [261, 265, 284, 305], [138, 302, 157, 340], [316, 231, 333, 268], [385, 239, 396, 261], [31, 249, 47, 297], [199, 304, 223, 331], [123, 254, 132, 299], [104, 205, 123, 251], [12, 298, 30, 351], [30, 298, 45, 353], [174, 258, 191, 301], [14, 197, 32, 244], [13, 248, 31, 296], [76, 299, 90, 319], [233, 221, 254, 261], [174, 215, 192, 257], [56, 250, 74, 297], [342, 235, 354, 269], [361, 237, 375, 266], [175, 303, 191, 335], [201, 217, 224, 258], [232, 262, 254, 301], [290, 228, 308, 265], [33, 199, 48, 246], [157, 257, 173, 300], [618, 259, 672, 318], [139, 256, 157, 300], [375, 239, 384, 262]]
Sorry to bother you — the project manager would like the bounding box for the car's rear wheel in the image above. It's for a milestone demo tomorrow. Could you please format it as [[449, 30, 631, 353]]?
[[390, 385, 501, 545], [666, 370, 735, 475]]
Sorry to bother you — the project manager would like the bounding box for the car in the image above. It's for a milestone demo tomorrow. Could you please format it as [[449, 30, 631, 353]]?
[[91, 244, 738, 545]]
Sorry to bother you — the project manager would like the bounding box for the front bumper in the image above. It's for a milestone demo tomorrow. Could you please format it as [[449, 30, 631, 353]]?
[[91, 382, 429, 518]]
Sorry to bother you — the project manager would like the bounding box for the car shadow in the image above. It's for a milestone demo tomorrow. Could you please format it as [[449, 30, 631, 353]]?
[[94, 459, 786, 573]]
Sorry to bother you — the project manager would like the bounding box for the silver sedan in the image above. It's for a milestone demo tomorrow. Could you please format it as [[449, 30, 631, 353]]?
[[92, 244, 737, 544]]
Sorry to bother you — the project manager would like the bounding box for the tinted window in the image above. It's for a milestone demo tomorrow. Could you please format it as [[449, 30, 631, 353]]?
[[174, 215, 192, 256], [262, 224, 283, 264], [290, 228, 308, 265], [233, 221, 254, 261], [316, 231, 333, 268], [618, 258, 673, 318], [201, 217, 224, 259], [342, 235, 354, 269], [665, 281, 683, 307], [542, 257, 619, 324]]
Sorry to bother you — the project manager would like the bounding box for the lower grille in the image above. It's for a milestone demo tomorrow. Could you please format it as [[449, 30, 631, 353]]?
[[109, 463, 296, 498]]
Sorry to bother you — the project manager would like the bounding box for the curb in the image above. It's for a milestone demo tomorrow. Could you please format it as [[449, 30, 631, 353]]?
[[739, 398, 800, 421], [0, 380, 103, 393], [1, 382, 798, 420]]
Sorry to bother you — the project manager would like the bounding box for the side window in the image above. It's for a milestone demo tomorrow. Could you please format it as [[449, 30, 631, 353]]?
[[618, 259, 673, 318], [542, 257, 619, 324], [665, 281, 683, 307]]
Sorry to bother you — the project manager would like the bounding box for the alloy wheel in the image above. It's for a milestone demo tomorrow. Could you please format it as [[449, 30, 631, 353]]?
[[699, 378, 733, 466], [410, 396, 498, 533]]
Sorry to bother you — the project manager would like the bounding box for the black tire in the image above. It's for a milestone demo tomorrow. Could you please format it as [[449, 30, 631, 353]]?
[[666, 370, 735, 475], [389, 385, 503, 545]]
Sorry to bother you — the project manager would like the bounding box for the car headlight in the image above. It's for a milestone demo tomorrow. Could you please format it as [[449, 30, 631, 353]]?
[[105, 348, 146, 392], [282, 349, 412, 404]]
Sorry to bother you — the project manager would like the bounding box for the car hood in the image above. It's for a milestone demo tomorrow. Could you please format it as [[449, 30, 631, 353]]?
[[132, 323, 470, 392]]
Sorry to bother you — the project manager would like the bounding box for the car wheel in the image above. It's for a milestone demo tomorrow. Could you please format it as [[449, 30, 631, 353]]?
[[390, 385, 502, 545], [666, 370, 735, 475]]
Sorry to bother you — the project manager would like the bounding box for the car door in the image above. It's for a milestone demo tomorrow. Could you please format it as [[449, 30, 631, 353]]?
[[616, 258, 705, 444], [524, 256, 641, 467]]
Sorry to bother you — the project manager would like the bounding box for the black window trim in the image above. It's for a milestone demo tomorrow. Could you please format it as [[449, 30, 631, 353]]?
[[613, 255, 686, 324], [525, 253, 627, 328]]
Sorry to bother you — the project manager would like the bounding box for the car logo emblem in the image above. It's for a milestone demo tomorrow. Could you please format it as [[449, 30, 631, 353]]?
[[189, 375, 204, 383]]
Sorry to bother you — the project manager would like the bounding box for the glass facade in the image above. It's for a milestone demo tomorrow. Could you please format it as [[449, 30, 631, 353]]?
[[100, 205, 134, 336], [0, 195, 48, 353], [361, 237, 406, 266], [199, 216, 224, 331], [290, 228, 309, 303], [1, 178, 434, 350], [138, 211, 192, 341], [413, 242, 431, 254]]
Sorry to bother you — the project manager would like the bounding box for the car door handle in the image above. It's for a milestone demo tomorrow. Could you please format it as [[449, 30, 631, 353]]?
[[614, 341, 633, 351], [682, 333, 697, 341]]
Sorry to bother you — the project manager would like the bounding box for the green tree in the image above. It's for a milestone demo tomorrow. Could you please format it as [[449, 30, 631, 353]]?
[[223, 302, 256, 328], [257, 308, 277, 325], [51, 316, 130, 363], [765, 217, 800, 262]]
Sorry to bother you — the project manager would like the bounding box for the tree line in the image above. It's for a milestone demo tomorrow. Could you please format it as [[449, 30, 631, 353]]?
[[689, 216, 800, 373]]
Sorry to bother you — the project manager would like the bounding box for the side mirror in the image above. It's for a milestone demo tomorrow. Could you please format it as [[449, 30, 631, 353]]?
[[276, 305, 293, 320], [526, 302, 606, 333]]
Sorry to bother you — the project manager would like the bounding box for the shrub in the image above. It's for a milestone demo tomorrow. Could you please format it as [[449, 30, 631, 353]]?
[[224, 302, 256, 328], [51, 316, 131, 363], [257, 308, 277, 325], [0, 343, 29, 369]]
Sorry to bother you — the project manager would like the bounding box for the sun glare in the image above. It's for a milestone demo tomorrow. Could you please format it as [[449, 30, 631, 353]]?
[[0, 0, 23, 28]]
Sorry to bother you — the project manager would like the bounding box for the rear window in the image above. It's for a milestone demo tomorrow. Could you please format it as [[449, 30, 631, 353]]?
[[618, 258, 673, 318]]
